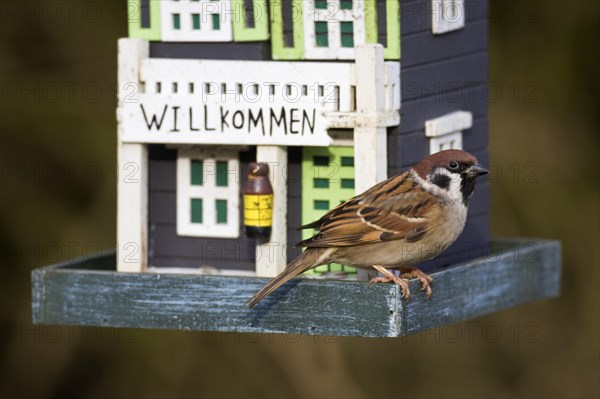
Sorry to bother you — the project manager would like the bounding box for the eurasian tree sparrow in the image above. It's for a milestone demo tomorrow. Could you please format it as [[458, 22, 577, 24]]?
[[247, 149, 488, 309]]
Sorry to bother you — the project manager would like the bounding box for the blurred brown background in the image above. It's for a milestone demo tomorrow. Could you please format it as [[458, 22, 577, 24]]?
[[1, 1, 598, 398]]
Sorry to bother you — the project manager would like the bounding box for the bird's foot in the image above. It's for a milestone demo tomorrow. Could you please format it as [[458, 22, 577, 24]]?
[[370, 265, 411, 300], [400, 268, 433, 299]]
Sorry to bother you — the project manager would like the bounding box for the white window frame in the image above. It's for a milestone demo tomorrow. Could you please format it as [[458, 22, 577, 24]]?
[[161, 0, 233, 42], [425, 111, 472, 154], [303, 0, 366, 60], [431, 0, 466, 35], [176, 147, 240, 238]]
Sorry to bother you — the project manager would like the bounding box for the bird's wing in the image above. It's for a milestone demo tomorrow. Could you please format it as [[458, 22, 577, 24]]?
[[298, 171, 440, 248]]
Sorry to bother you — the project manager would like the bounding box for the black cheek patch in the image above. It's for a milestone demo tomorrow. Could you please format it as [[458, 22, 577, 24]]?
[[431, 174, 451, 190], [461, 178, 476, 205]]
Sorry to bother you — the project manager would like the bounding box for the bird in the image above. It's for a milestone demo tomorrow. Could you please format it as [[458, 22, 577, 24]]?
[[247, 149, 488, 309]]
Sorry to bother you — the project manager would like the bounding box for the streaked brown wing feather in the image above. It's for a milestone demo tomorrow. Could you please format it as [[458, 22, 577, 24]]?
[[298, 171, 438, 248]]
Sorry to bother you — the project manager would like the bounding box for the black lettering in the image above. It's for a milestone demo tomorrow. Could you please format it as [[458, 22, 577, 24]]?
[[248, 109, 265, 136], [232, 110, 245, 129], [170, 106, 180, 132], [220, 106, 230, 131], [204, 104, 215, 131], [140, 103, 168, 130], [189, 106, 199, 131], [290, 108, 300, 134], [269, 107, 287, 136], [302, 109, 316, 135]]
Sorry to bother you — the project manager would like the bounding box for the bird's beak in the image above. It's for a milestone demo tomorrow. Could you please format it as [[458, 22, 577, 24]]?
[[467, 163, 489, 178]]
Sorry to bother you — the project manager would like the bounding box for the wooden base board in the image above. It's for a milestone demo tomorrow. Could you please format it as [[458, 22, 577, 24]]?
[[31, 238, 560, 338]]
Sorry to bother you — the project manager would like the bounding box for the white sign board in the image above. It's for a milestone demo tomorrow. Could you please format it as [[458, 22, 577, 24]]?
[[119, 59, 359, 146]]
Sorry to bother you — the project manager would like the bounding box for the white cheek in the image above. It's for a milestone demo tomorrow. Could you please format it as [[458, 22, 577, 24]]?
[[446, 174, 464, 202], [416, 168, 463, 203]]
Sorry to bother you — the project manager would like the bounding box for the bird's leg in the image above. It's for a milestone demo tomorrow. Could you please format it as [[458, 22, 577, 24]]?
[[370, 265, 411, 300], [400, 267, 433, 299]]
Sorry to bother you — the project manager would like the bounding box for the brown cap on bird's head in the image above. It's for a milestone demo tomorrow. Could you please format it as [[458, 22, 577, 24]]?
[[412, 149, 482, 179]]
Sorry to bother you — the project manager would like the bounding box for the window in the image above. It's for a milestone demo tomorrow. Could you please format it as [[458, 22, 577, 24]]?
[[303, 0, 365, 60], [230, 0, 269, 43], [302, 146, 357, 275], [161, 0, 233, 41], [177, 148, 240, 238], [270, 0, 302, 58], [432, 0, 465, 34], [140, 0, 151, 28], [425, 111, 472, 154]]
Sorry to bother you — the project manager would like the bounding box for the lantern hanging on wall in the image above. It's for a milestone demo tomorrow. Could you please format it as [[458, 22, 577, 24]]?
[[243, 162, 273, 242]]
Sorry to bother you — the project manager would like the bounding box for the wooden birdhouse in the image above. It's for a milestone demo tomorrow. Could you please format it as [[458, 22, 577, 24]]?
[[32, 0, 560, 337], [116, 0, 486, 278]]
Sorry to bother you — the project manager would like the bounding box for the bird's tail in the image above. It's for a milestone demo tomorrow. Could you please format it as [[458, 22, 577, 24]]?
[[247, 248, 332, 309]]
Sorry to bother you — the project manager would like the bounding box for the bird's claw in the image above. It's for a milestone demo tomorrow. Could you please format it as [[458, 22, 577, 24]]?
[[369, 275, 411, 300], [400, 268, 433, 299]]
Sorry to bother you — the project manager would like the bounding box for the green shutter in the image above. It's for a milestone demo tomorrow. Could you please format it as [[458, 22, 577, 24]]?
[[313, 200, 330, 210], [341, 179, 355, 189], [172, 13, 181, 30], [216, 161, 228, 187], [302, 147, 357, 275], [216, 200, 228, 224], [191, 160, 203, 185], [313, 178, 329, 188], [192, 13, 200, 30], [315, 0, 327, 9], [191, 199, 203, 223], [340, 22, 354, 48], [315, 22, 329, 47], [212, 14, 220, 30], [340, 0, 352, 10], [341, 156, 354, 167]]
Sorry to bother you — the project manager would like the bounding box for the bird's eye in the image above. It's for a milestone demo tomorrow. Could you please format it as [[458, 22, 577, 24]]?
[[448, 161, 459, 170]]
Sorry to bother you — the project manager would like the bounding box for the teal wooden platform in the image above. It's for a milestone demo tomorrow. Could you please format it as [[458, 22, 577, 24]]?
[[31, 238, 561, 338]]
